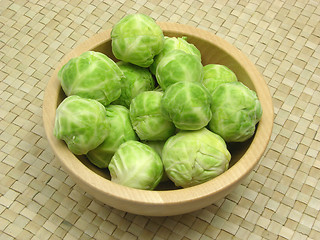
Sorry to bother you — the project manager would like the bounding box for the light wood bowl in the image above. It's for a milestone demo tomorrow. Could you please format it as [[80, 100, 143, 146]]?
[[43, 22, 273, 216]]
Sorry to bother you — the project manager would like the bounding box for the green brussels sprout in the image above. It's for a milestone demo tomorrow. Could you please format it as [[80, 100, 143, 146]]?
[[162, 128, 231, 188], [143, 140, 165, 157], [156, 50, 203, 90], [208, 82, 263, 142], [111, 14, 164, 67], [144, 140, 170, 182], [86, 105, 138, 168], [108, 140, 163, 190], [130, 91, 176, 141], [149, 36, 201, 75], [202, 64, 237, 95], [112, 61, 155, 108], [53, 95, 108, 155], [161, 82, 212, 130], [58, 51, 123, 106]]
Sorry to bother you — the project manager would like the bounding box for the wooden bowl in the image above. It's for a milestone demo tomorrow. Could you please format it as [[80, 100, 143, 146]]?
[[43, 22, 273, 216]]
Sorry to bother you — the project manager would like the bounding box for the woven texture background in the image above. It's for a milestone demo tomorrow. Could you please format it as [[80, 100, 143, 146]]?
[[1, 0, 319, 239]]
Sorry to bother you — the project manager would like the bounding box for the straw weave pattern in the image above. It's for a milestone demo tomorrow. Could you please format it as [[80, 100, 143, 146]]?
[[1, 0, 319, 239]]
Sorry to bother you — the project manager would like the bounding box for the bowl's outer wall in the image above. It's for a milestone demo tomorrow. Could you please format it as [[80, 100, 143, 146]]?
[[43, 23, 274, 216]]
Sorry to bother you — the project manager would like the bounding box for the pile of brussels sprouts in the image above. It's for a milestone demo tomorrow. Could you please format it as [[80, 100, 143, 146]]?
[[54, 14, 262, 190]]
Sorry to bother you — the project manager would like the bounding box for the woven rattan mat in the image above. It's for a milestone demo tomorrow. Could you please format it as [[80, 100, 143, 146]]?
[[1, 0, 319, 239]]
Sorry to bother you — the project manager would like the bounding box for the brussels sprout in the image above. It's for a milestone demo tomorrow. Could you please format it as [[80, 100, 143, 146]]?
[[202, 64, 237, 95], [161, 82, 212, 130], [149, 36, 201, 75], [156, 50, 203, 90], [54, 95, 108, 155], [208, 82, 262, 142], [112, 61, 155, 108], [111, 14, 164, 67], [86, 105, 138, 168], [162, 128, 231, 188], [144, 140, 170, 182], [108, 140, 163, 190], [58, 51, 123, 106], [144, 140, 165, 157], [130, 91, 176, 141]]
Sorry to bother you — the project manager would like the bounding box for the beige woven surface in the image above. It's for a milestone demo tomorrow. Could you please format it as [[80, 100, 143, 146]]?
[[1, 0, 319, 239]]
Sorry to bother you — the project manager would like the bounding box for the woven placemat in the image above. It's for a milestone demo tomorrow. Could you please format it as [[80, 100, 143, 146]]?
[[1, 0, 319, 239]]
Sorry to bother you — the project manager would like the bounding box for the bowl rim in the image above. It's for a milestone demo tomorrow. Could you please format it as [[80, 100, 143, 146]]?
[[42, 22, 274, 215]]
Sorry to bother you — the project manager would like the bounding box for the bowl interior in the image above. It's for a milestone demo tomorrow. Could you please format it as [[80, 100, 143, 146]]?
[[54, 28, 257, 191]]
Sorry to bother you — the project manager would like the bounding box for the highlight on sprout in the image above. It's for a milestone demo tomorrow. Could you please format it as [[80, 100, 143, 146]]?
[[111, 13, 164, 67], [130, 91, 176, 141], [87, 105, 138, 168], [161, 81, 212, 130], [53, 95, 108, 155], [162, 128, 231, 188], [208, 82, 262, 142], [113, 61, 155, 108], [58, 51, 123, 106], [53, 13, 263, 190], [108, 140, 164, 190]]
